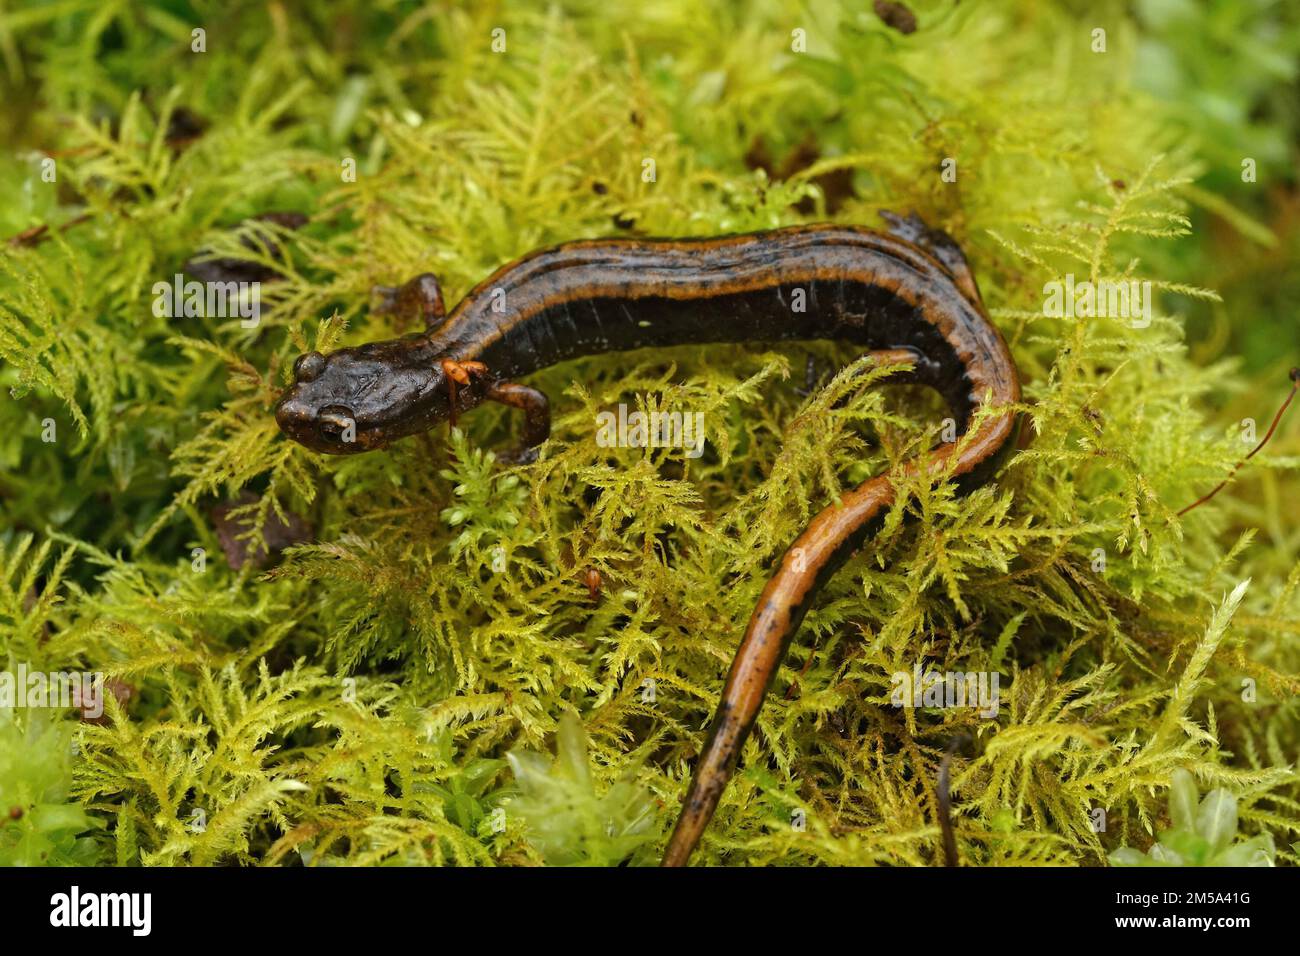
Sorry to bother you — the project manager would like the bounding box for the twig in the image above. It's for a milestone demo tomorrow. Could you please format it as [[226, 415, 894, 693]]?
[[1178, 367, 1300, 517]]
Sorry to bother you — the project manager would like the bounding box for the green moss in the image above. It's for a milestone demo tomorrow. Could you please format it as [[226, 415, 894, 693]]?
[[1110, 768, 1276, 866], [505, 710, 658, 866], [0, 708, 101, 866], [0, 1, 1297, 866]]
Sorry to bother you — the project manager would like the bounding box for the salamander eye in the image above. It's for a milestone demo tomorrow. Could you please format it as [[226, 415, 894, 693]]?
[[317, 405, 355, 443], [293, 351, 326, 383]]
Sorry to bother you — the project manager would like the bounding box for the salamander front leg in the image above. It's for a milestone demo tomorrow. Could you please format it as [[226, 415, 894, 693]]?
[[486, 382, 551, 465], [439, 359, 489, 429]]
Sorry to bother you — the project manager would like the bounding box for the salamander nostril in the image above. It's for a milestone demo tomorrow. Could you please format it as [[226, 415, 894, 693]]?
[[274, 396, 304, 429]]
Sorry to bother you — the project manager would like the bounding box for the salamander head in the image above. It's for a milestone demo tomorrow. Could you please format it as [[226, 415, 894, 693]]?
[[274, 338, 453, 454]]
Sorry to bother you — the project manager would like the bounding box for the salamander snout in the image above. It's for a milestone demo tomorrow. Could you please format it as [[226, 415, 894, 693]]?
[[274, 390, 365, 454]]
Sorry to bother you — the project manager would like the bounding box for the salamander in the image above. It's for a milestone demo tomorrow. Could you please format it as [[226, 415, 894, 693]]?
[[273, 213, 1022, 866]]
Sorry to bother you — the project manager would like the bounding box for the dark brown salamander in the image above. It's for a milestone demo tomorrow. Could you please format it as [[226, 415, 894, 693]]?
[[274, 214, 1022, 866]]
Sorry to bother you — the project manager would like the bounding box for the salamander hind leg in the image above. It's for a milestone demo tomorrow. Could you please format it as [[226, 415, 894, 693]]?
[[486, 382, 551, 465], [878, 210, 983, 307], [796, 347, 925, 397]]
